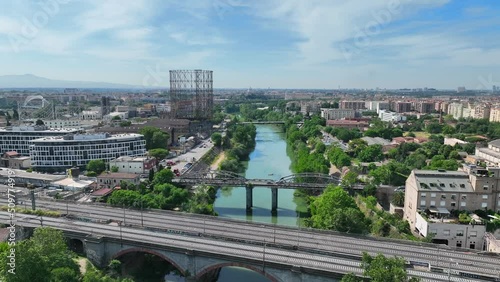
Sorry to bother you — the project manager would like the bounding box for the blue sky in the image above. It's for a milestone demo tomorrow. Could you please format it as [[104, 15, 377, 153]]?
[[0, 0, 499, 89]]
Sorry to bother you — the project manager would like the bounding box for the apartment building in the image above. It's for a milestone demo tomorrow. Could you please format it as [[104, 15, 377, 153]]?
[[30, 133, 146, 172], [475, 139, 500, 167], [473, 104, 490, 119], [391, 101, 412, 113], [326, 120, 368, 130], [404, 165, 500, 250], [378, 110, 406, 122], [416, 102, 435, 114], [490, 108, 500, 123], [109, 156, 156, 174], [320, 108, 355, 120], [0, 126, 80, 156], [366, 101, 389, 113], [340, 101, 366, 111]]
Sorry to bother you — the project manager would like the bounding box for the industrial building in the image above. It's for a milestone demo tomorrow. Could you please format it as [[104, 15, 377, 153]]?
[[170, 70, 213, 120]]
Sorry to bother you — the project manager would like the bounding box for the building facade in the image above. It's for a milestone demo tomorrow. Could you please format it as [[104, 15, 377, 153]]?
[[0, 126, 80, 156], [29, 133, 146, 172], [404, 166, 500, 250], [490, 108, 500, 123], [475, 140, 500, 167], [109, 156, 156, 174], [320, 108, 355, 120], [340, 101, 366, 111]]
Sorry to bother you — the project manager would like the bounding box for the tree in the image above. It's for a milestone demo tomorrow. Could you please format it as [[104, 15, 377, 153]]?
[[140, 126, 169, 150], [35, 119, 44, 126], [392, 191, 405, 207], [148, 169, 155, 182], [310, 186, 369, 233], [211, 132, 222, 147], [361, 253, 419, 282], [358, 144, 384, 162], [152, 169, 174, 185], [110, 166, 119, 173], [341, 273, 362, 282], [51, 268, 79, 282], [148, 148, 169, 160], [112, 115, 122, 121], [86, 159, 106, 175]]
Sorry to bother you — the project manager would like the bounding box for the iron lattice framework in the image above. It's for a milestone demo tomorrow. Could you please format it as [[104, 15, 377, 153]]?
[[170, 70, 213, 120], [18, 95, 55, 121]]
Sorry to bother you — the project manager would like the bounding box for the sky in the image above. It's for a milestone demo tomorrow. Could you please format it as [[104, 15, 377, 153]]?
[[0, 0, 499, 89]]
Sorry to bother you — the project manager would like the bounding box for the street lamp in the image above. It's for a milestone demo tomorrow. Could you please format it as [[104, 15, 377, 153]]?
[[140, 199, 143, 227], [119, 221, 123, 247]]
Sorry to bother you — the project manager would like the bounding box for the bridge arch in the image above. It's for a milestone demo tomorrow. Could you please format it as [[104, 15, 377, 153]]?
[[111, 248, 186, 276], [68, 238, 84, 254], [196, 262, 281, 282]]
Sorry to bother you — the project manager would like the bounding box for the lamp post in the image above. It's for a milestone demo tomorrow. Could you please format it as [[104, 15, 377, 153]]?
[[119, 221, 123, 247], [123, 203, 126, 226], [140, 199, 143, 227]]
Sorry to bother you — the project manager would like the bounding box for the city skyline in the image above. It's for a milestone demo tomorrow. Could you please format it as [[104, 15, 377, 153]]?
[[0, 0, 499, 89]]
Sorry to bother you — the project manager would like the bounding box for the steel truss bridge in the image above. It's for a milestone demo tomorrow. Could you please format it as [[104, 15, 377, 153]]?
[[174, 170, 359, 212]]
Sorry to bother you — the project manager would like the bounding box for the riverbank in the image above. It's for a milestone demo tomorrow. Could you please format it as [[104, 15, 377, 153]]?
[[211, 151, 226, 170]]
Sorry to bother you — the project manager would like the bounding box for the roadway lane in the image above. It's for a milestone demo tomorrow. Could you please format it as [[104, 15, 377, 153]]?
[[1, 197, 499, 279], [0, 212, 482, 282]]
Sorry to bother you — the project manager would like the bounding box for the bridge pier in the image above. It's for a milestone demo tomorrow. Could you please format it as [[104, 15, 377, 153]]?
[[246, 184, 253, 211], [271, 188, 278, 213]]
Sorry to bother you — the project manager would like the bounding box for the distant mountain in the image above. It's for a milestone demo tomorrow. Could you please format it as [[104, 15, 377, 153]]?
[[0, 74, 139, 89]]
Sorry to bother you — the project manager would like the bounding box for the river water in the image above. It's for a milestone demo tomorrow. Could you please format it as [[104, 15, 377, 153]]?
[[164, 125, 307, 282], [212, 124, 308, 282]]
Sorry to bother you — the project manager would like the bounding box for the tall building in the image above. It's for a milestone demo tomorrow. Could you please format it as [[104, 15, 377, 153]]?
[[170, 70, 213, 120], [490, 108, 500, 123], [391, 101, 412, 113], [101, 97, 111, 116], [340, 101, 366, 111], [416, 102, 434, 114], [30, 133, 146, 172], [320, 108, 355, 120], [0, 126, 80, 155], [473, 104, 490, 119]]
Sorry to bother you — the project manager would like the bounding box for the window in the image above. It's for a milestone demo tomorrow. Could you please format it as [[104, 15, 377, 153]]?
[[451, 194, 456, 200], [430, 183, 437, 187], [461, 195, 467, 200], [421, 193, 426, 197], [443, 230, 450, 236], [440, 183, 445, 188], [470, 231, 477, 237], [451, 202, 456, 207], [430, 201, 436, 206], [456, 230, 464, 236], [483, 185, 488, 190], [430, 229, 437, 234], [431, 193, 436, 197], [441, 194, 446, 199], [456, 241, 462, 248], [420, 200, 426, 206], [461, 202, 467, 207], [440, 201, 446, 206], [482, 203, 488, 208], [482, 195, 488, 199], [449, 183, 456, 188]]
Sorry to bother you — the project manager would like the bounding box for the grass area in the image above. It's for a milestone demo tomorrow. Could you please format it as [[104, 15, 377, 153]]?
[[405, 131, 430, 138], [210, 151, 226, 170], [75, 257, 91, 275], [0, 206, 61, 217]]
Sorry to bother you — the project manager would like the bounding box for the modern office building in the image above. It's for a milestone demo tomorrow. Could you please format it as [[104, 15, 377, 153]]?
[[0, 126, 80, 156], [404, 165, 500, 250], [29, 133, 146, 172]]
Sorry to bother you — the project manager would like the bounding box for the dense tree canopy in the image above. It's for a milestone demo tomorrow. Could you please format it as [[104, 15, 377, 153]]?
[[86, 159, 106, 175], [139, 126, 169, 150]]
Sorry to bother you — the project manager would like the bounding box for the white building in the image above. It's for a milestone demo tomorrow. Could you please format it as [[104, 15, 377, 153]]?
[[0, 126, 80, 156], [378, 110, 406, 122], [81, 110, 102, 120], [29, 133, 146, 172], [366, 101, 390, 113], [320, 108, 355, 120], [109, 156, 156, 174], [105, 112, 129, 121], [475, 140, 500, 167]]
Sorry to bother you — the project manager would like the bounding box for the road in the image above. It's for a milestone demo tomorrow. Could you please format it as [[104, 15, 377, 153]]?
[[0, 211, 486, 282], [1, 197, 499, 281], [161, 138, 214, 174]]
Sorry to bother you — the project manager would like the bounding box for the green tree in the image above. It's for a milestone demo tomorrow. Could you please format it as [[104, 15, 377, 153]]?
[[148, 169, 155, 182], [310, 186, 369, 233], [112, 115, 121, 121], [358, 144, 384, 162], [211, 132, 222, 147], [361, 252, 419, 282], [110, 166, 119, 173], [86, 159, 106, 175], [392, 191, 405, 207], [148, 148, 169, 160], [341, 273, 362, 282], [140, 126, 169, 150], [51, 267, 79, 282], [35, 119, 44, 126], [152, 169, 174, 185]]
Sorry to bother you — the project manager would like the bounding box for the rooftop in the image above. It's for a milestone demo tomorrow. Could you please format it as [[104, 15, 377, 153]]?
[[97, 172, 140, 179], [361, 136, 392, 146], [0, 168, 66, 182], [412, 169, 474, 193], [31, 133, 144, 142], [0, 126, 78, 133], [488, 139, 500, 148]]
